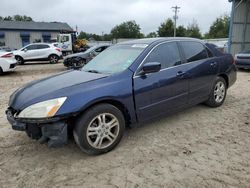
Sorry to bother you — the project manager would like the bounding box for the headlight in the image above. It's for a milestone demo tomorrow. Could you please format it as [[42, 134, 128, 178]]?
[[18, 97, 67, 118]]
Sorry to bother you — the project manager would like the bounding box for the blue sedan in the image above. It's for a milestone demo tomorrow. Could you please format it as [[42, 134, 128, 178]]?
[[6, 38, 237, 155]]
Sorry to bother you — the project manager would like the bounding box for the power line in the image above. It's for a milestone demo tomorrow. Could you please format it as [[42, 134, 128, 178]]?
[[172, 5, 181, 37]]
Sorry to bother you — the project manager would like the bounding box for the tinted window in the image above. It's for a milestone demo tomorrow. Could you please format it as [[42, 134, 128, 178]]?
[[95, 47, 103, 53], [180, 41, 208, 62], [37, 44, 50, 49], [206, 47, 214, 58], [145, 42, 181, 69], [25, 45, 37, 50]]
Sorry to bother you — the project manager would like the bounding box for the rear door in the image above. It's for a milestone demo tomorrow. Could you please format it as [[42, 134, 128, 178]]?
[[36, 44, 51, 59], [179, 41, 219, 105], [133, 42, 189, 122]]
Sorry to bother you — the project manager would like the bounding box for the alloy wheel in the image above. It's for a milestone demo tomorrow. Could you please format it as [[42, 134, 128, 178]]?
[[214, 81, 226, 103], [86, 113, 120, 149], [50, 55, 58, 63]]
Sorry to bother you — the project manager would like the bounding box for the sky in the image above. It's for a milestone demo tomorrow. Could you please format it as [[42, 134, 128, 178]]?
[[0, 0, 232, 35]]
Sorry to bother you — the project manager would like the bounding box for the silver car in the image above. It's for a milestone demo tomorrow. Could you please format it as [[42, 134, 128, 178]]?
[[235, 50, 250, 69]]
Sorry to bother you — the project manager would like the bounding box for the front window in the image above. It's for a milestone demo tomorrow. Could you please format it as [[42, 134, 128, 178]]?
[[82, 44, 146, 74]]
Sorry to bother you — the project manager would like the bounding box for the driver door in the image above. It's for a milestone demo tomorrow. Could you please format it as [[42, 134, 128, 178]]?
[[22, 44, 38, 60], [133, 42, 189, 122]]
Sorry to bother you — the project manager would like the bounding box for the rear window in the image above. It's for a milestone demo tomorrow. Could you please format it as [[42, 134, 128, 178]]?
[[25, 45, 37, 50], [180, 41, 208, 62], [37, 44, 50, 49]]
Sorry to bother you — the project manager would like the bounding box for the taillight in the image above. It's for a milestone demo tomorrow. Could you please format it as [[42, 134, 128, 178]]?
[[1, 53, 13, 58], [56, 48, 61, 52]]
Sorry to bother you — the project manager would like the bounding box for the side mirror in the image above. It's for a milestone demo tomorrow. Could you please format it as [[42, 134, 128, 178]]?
[[140, 62, 161, 75], [24, 48, 28, 52]]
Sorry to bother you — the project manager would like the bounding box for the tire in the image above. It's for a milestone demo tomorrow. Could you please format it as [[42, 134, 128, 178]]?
[[72, 58, 86, 69], [15, 56, 24, 65], [205, 77, 227, 107], [49, 54, 59, 64], [73, 104, 125, 155]]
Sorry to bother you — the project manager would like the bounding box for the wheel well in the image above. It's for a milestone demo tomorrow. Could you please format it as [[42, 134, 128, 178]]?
[[77, 100, 131, 126], [15, 55, 23, 59], [48, 54, 59, 58], [218, 74, 229, 88]]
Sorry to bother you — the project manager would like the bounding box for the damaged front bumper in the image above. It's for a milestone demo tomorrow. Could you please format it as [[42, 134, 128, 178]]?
[[6, 108, 68, 147]]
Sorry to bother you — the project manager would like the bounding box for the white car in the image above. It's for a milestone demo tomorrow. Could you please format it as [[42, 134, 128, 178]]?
[[13, 43, 62, 65], [0, 51, 17, 74]]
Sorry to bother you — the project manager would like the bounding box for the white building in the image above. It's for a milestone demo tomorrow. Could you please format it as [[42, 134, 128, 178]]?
[[228, 0, 250, 55], [0, 21, 73, 49]]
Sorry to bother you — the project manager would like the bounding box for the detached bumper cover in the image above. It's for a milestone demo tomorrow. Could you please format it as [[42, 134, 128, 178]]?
[[6, 109, 68, 147]]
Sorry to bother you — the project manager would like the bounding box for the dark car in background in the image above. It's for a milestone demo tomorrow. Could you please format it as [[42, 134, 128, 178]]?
[[235, 50, 250, 69], [0, 46, 15, 52], [63, 44, 110, 69], [6, 38, 236, 155]]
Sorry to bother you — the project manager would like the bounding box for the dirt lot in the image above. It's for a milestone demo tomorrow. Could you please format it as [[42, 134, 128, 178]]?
[[0, 62, 249, 188]]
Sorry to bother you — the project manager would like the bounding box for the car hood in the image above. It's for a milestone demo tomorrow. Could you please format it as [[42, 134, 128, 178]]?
[[9, 70, 108, 110]]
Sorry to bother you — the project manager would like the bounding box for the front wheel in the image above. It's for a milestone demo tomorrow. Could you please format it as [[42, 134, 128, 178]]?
[[73, 104, 125, 155], [205, 77, 227, 107], [49, 55, 59, 64]]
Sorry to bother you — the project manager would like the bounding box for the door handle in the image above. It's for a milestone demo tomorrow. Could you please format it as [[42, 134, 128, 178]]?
[[210, 62, 217, 67], [176, 71, 186, 77]]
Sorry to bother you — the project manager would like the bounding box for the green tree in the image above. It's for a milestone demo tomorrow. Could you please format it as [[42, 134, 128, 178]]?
[[0, 15, 33, 21], [78, 31, 89, 39], [3, 16, 13, 21], [146, 32, 158, 38], [111, 20, 143, 39], [103, 34, 112, 41], [157, 19, 174, 37], [186, 20, 202, 39], [13, 15, 33, 21], [176, 25, 187, 37], [78, 31, 108, 41], [205, 15, 229, 39]]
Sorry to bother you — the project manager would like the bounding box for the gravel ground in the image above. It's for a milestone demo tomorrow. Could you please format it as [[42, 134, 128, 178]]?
[[0, 62, 249, 188]]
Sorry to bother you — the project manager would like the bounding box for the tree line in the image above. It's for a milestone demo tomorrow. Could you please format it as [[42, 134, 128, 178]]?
[[0, 15, 33, 21], [79, 14, 230, 41], [0, 14, 229, 40]]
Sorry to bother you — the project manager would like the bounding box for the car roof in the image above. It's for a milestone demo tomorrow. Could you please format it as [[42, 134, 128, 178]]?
[[119, 37, 203, 45], [28, 43, 52, 45]]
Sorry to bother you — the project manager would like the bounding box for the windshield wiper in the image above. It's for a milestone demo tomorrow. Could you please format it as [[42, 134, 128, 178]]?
[[85, 69, 101, 74]]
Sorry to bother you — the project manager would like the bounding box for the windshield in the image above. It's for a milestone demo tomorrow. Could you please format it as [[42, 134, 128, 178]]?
[[82, 44, 146, 74]]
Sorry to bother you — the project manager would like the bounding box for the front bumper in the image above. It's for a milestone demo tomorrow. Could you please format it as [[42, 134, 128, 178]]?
[[6, 109, 68, 147]]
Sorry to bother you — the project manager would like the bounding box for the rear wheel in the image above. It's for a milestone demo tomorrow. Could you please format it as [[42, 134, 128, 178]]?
[[73, 104, 125, 155], [0, 67, 3, 75], [205, 77, 227, 107], [49, 55, 59, 64], [15, 56, 24, 65]]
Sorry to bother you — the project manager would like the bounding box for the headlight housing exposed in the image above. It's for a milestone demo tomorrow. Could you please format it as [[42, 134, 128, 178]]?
[[18, 97, 67, 118]]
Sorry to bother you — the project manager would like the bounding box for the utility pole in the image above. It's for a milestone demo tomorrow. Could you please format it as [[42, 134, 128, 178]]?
[[172, 5, 180, 37]]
